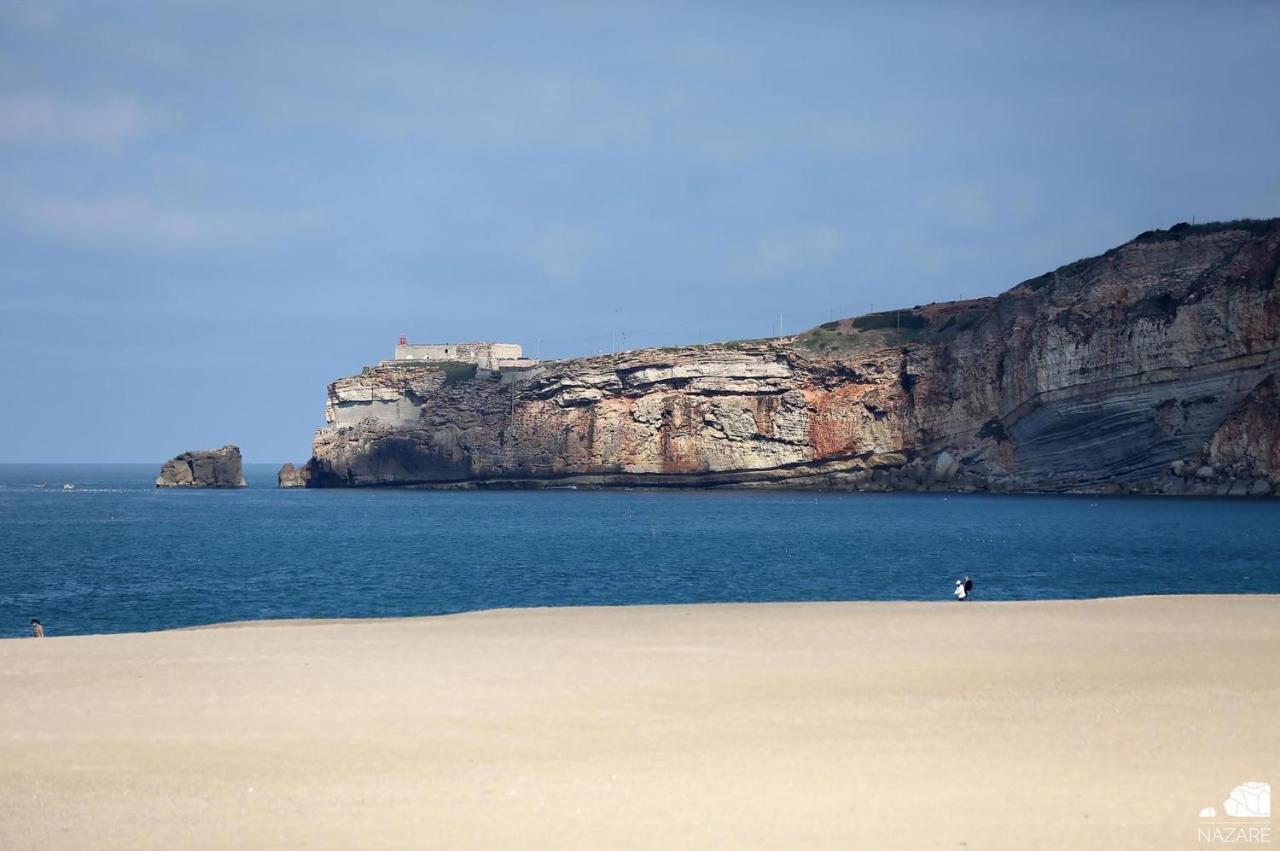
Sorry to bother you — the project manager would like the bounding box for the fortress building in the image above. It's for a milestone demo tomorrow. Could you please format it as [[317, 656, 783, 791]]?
[[392, 337, 537, 371]]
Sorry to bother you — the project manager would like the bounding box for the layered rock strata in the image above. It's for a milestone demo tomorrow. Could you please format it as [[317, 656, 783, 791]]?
[[299, 219, 1280, 495]]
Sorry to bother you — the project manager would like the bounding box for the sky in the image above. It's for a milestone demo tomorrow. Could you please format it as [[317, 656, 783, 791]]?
[[2, 1, 1278, 463]]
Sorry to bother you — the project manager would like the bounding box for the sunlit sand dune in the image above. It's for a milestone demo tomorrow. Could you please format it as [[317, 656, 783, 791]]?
[[2, 596, 1277, 850]]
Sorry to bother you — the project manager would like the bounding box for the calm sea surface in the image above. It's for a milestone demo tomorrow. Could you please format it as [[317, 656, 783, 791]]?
[[1, 463, 1278, 637]]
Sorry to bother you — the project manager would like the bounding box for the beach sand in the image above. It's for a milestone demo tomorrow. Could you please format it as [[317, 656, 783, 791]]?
[[1, 596, 1276, 849]]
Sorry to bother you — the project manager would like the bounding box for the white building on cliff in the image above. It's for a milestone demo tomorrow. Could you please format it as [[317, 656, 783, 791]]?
[[392, 337, 538, 371]]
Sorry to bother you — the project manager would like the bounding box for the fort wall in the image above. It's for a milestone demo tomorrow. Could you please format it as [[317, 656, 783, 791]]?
[[394, 341, 524, 370]]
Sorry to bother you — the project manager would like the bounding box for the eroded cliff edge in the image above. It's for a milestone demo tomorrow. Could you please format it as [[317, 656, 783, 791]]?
[[301, 219, 1280, 495]]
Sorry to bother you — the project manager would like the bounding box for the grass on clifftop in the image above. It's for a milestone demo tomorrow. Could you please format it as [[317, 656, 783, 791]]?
[[796, 318, 929, 352], [1131, 218, 1278, 244], [795, 304, 990, 353]]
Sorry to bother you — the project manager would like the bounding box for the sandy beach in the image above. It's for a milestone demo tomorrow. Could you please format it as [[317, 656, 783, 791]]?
[[1, 596, 1276, 849]]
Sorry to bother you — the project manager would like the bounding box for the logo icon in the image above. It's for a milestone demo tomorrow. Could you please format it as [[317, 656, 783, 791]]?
[[1224, 783, 1272, 819], [1199, 782, 1272, 845]]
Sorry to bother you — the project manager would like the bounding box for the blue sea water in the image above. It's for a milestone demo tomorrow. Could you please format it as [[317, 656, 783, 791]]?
[[1, 463, 1277, 637]]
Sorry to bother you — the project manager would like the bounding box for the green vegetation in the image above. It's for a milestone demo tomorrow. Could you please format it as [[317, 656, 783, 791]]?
[[850, 310, 929, 332], [796, 310, 935, 353], [1132, 218, 1277, 244], [933, 307, 988, 339], [797, 326, 928, 353], [794, 302, 997, 354]]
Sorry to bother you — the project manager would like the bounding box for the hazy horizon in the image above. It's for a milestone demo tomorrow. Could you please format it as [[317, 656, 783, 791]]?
[[3, 2, 1278, 463]]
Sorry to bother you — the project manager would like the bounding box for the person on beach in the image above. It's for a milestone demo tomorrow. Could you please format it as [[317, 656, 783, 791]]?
[[30, 618, 44, 638], [953, 577, 973, 601]]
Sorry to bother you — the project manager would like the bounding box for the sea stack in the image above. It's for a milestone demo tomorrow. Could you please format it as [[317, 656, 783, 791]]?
[[156, 445, 247, 488], [277, 462, 311, 488]]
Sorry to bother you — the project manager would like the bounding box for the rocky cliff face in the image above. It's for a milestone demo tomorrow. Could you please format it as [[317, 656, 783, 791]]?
[[300, 219, 1280, 495], [156, 445, 246, 488], [277, 462, 311, 488]]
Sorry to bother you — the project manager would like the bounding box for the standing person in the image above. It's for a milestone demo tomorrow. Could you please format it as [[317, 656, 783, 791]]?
[[30, 618, 44, 638], [953, 580, 967, 601]]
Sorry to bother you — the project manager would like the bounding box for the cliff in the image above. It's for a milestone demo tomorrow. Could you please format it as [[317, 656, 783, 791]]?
[[156, 445, 246, 488], [299, 219, 1280, 495]]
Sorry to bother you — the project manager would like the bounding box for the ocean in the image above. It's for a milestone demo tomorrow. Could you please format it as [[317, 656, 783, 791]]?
[[1, 463, 1277, 637]]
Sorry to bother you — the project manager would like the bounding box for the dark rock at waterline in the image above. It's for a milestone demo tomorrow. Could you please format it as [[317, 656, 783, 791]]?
[[156, 444, 246, 488]]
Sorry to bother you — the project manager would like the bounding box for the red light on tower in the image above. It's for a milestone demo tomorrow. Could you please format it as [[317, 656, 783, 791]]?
[[399, 335, 408, 346]]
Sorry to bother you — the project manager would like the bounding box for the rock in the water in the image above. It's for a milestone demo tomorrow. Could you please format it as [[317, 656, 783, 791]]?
[[156, 445, 246, 488], [277, 462, 311, 488]]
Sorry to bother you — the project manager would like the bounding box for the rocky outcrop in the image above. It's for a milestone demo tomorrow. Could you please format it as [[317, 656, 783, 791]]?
[[1157, 374, 1280, 496], [156, 445, 246, 488], [277, 462, 311, 488], [302, 219, 1280, 495]]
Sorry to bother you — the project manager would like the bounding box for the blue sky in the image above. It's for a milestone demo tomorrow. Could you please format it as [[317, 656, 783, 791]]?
[[2, 1, 1278, 462]]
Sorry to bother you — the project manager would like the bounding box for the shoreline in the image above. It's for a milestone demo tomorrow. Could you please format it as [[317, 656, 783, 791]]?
[[6, 592, 1277, 641], [3, 595, 1277, 849], [299, 473, 1280, 497]]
